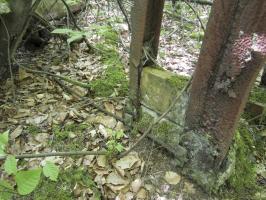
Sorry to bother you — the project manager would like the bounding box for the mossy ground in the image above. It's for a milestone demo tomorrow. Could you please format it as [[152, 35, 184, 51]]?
[[50, 122, 91, 151], [89, 25, 128, 97], [249, 86, 266, 104], [26, 124, 42, 135], [219, 124, 265, 199]]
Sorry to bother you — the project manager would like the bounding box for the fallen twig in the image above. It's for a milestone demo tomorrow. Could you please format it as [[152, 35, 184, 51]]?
[[61, 0, 81, 31], [0, 150, 107, 161], [19, 65, 91, 89], [184, 0, 206, 33]]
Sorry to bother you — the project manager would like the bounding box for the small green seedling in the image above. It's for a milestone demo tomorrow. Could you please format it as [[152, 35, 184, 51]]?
[[0, 131, 60, 199]]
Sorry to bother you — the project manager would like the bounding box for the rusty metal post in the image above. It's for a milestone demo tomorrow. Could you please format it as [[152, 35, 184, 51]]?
[[129, 0, 165, 120]]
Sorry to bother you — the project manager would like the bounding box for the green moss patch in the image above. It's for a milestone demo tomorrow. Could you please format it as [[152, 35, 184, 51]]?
[[50, 123, 91, 151], [168, 73, 190, 91], [89, 25, 128, 97], [221, 125, 264, 199], [249, 86, 266, 104], [26, 125, 42, 135]]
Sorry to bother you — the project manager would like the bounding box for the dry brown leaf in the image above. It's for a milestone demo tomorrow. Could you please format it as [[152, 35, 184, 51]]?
[[83, 155, 95, 166], [106, 172, 129, 186], [26, 114, 48, 125], [10, 125, 23, 140], [96, 155, 107, 168], [131, 178, 143, 193], [164, 171, 181, 185], [136, 188, 147, 200], [104, 102, 115, 114], [116, 153, 139, 170], [34, 133, 49, 143]]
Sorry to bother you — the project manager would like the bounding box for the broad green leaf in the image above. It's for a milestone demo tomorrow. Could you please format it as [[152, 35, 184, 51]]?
[[15, 168, 42, 195], [0, 130, 9, 156], [67, 34, 83, 45], [51, 28, 74, 35], [43, 161, 59, 181], [4, 155, 17, 175], [0, 180, 14, 200], [0, 131, 8, 145], [52, 28, 91, 45], [0, 1, 11, 14]]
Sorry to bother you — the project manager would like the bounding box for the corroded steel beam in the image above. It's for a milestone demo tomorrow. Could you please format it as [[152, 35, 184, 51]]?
[[129, 0, 165, 119]]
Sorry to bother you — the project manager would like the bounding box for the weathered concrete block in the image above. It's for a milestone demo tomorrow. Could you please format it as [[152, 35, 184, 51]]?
[[141, 66, 189, 126]]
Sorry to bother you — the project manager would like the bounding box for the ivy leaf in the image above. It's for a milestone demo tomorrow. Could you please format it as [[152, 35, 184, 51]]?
[[43, 161, 59, 181], [0, 180, 14, 200], [0, 130, 9, 156], [4, 155, 17, 175], [15, 168, 42, 195]]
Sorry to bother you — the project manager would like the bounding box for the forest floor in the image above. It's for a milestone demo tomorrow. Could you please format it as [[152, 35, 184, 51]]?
[[0, 1, 265, 200]]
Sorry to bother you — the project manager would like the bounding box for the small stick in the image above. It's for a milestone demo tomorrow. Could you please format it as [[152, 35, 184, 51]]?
[[19, 65, 91, 89], [116, 0, 131, 32], [0, 150, 107, 161], [184, 0, 206, 33]]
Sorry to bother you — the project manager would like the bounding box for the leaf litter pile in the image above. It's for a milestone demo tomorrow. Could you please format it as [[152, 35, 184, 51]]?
[[0, 1, 211, 199]]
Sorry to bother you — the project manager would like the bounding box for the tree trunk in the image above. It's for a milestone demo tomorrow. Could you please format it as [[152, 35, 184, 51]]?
[[260, 64, 266, 86], [185, 0, 266, 166], [0, 0, 32, 81]]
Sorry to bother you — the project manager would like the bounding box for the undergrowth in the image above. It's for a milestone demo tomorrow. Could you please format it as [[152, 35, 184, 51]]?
[[50, 123, 90, 151], [249, 86, 266, 104], [16, 168, 100, 200], [221, 124, 264, 199], [89, 25, 128, 97]]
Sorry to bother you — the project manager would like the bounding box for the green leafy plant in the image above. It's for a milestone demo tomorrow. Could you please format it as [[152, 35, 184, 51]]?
[[0, 131, 60, 199], [51, 28, 90, 46], [0, 130, 9, 156], [106, 129, 125, 154]]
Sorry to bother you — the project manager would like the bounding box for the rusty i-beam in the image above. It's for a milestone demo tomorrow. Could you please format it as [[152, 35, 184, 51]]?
[[129, 0, 165, 120]]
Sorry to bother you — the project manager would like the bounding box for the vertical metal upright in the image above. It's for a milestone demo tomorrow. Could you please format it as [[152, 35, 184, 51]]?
[[129, 0, 165, 120]]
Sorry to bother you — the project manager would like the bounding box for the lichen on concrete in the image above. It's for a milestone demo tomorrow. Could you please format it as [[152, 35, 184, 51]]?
[[179, 131, 219, 191]]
